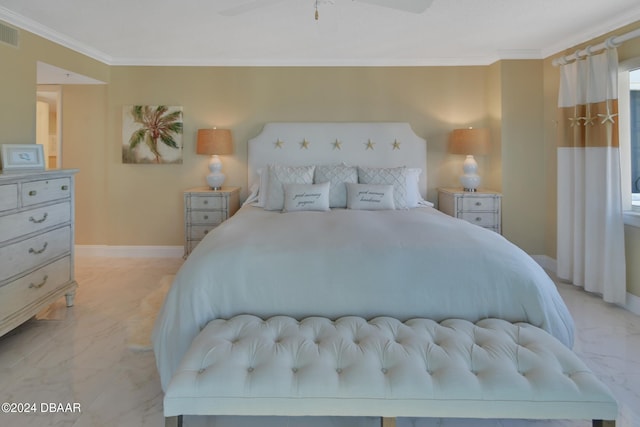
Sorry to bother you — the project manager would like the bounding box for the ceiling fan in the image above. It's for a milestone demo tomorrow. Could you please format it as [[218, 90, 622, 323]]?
[[219, 0, 434, 17]]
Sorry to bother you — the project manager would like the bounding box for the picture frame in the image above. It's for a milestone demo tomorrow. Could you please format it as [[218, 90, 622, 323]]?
[[0, 144, 46, 173]]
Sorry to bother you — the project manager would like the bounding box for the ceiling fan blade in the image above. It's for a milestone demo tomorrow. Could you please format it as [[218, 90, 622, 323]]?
[[354, 0, 434, 14], [219, 0, 289, 16]]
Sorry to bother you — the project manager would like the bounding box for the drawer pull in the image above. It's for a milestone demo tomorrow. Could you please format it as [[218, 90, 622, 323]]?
[[203, 200, 208, 205], [29, 190, 37, 196], [475, 217, 482, 222], [28, 242, 48, 255], [29, 212, 48, 224], [204, 215, 209, 220], [29, 275, 48, 289], [475, 201, 482, 206], [61, 185, 69, 191], [203, 230, 209, 235]]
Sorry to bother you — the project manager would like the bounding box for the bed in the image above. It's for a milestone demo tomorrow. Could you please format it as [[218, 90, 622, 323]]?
[[152, 122, 577, 426]]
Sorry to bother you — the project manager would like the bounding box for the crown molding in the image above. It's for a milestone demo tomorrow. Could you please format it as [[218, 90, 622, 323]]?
[[541, 6, 640, 59], [0, 6, 113, 64]]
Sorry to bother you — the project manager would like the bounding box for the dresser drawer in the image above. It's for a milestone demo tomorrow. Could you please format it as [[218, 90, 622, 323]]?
[[0, 226, 71, 282], [461, 196, 498, 212], [22, 177, 71, 206], [0, 183, 18, 212], [459, 212, 498, 228], [188, 210, 224, 225], [188, 225, 218, 241], [188, 195, 225, 210], [0, 201, 70, 244], [0, 257, 71, 322]]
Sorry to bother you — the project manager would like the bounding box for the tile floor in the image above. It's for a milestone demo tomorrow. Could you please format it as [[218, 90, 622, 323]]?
[[0, 256, 638, 427]]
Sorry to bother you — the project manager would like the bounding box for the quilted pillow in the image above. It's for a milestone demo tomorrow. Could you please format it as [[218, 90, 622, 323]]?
[[283, 182, 330, 212], [358, 166, 408, 209], [314, 164, 358, 208], [265, 164, 315, 211], [346, 183, 395, 210]]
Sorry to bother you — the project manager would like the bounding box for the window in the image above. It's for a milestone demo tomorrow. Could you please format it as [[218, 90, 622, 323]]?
[[630, 70, 640, 209], [618, 58, 640, 219]]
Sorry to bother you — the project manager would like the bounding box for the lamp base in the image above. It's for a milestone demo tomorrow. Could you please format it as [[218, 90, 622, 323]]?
[[463, 188, 478, 192], [206, 155, 225, 190], [460, 155, 481, 192]]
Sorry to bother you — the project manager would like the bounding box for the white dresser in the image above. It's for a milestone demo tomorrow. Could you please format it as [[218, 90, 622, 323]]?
[[0, 169, 78, 337], [184, 187, 240, 257], [438, 187, 502, 234]]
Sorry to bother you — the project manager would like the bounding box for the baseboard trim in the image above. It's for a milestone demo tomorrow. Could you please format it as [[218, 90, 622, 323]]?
[[627, 292, 640, 315], [76, 245, 183, 258], [532, 255, 557, 272], [532, 254, 640, 316]]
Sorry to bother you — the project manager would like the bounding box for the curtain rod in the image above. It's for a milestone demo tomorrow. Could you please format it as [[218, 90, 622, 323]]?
[[552, 27, 640, 66]]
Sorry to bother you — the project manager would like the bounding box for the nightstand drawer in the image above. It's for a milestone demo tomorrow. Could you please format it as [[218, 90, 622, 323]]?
[[188, 195, 225, 210], [189, 225, 218, 240], [0, 184, 18, 212], [22, 178, 71, 206], [188, 210, 225, 224], [461, 196, 498, 212], [459, 212, 498, 228]]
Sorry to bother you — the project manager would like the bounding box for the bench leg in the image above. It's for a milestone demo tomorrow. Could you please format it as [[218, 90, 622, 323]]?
[[381, 418, 396, 427], [593, 420, 616, 427], [165, 415, 183, 427]]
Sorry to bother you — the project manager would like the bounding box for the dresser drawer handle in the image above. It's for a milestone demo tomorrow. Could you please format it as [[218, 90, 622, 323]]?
[[29, 190, 37, 196], [29, 212, 48, 224], [61, 185, 69, 191], [203, 200, 208, 205], [204, 215, 209, 220], [28, 242, 48, 255], [29, 275, 48, 289], [475, 201, 482, 206], [475, 217, 482, 222]]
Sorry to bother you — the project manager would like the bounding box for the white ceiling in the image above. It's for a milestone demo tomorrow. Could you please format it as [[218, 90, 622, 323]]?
[[1, 0, 640, 68]]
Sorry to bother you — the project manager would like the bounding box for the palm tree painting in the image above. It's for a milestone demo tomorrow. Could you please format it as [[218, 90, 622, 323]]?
[[122, 105, 183, 164]]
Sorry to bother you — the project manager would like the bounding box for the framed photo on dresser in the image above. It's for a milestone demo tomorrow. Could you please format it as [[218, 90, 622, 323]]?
[[0, 144, 45, 172]]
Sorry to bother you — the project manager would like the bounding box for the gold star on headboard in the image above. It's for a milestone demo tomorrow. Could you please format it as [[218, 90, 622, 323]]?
[[274, 139, 284, 149], [392, 140, 401, 150], [333, 139, 342, 150], [365, 139, 375, 150], [300, 139, 310, 149]]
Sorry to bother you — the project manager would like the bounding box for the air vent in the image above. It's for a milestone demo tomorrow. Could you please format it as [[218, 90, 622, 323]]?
[[0, 21, 19, 48]]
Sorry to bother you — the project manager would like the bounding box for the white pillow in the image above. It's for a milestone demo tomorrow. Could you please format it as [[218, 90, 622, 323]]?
[[265, 164, 315, 211], [346, 183, 395, 210], [314, 164, 358, 208], [283, 182, 330, 212], [405, 167, 423, 208], [358, 166, 408, 209]]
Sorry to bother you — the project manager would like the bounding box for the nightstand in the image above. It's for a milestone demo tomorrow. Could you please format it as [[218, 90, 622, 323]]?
[[184, 186, 240, 257], [437, 188, 502, 234]]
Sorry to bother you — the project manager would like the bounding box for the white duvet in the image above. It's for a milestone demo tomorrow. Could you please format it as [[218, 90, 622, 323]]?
[[153, 206, 574, 391]]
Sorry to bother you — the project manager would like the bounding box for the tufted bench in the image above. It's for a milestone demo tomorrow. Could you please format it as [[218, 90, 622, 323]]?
[[163, 315, 617, 427]]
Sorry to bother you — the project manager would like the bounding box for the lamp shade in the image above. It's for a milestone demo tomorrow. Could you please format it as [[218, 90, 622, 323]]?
[[196, 129, 234, 156], [449, 128, 490, 156]]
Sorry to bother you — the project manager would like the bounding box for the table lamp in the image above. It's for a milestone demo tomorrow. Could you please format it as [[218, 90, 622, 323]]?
[[196, 128, 233, 190], [449, 128, 490, 192]]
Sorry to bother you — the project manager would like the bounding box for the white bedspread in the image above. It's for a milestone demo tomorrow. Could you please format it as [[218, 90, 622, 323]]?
[[153, 206, 574, 391]]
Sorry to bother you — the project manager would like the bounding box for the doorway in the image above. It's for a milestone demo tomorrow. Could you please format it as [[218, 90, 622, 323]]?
[[36, 85, 61, 169]]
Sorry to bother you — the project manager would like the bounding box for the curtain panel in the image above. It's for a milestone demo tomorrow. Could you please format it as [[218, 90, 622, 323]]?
[[557, 48, 626, 304]]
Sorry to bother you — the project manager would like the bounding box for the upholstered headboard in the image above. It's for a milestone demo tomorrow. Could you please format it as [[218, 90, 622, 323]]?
[[247, 122, 427, 198]]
